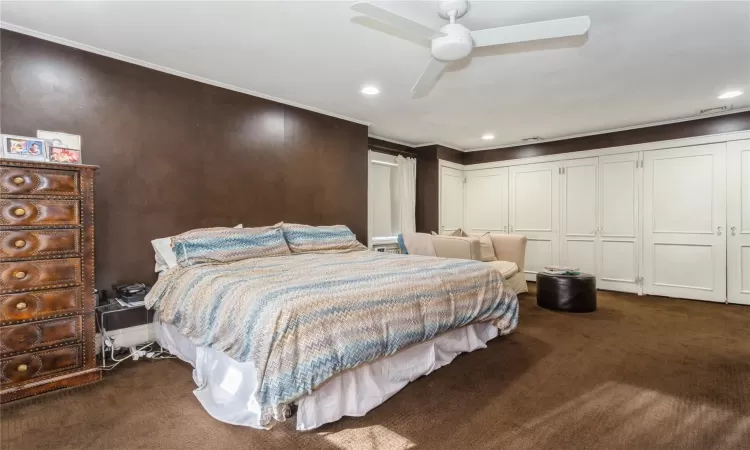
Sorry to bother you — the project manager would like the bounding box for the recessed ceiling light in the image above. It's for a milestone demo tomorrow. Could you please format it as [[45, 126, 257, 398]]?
[[360, 85, 380, 96], [718, 90, 743, 99], [481, 133, 495, 140]]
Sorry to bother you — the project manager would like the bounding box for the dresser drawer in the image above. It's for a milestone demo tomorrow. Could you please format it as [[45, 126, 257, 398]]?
[[0, 229, 80, 261], [0, 288, 82, 323], [0, 316, 81, 355], [0, 199, 79, 227], [0, 167, 79, 196], [0, 259, 81, 294], [1, 344, 82, 386]]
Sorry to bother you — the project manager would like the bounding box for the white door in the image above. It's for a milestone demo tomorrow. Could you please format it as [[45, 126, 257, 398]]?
[[465, 168, 509, 234], [560, 158, 598, 277], [440, 166, 464, 234], [598, 152, 641, 293], [727, 140, 750, 305], [509, 161, 560, 280], [643, 143, 727, 302]]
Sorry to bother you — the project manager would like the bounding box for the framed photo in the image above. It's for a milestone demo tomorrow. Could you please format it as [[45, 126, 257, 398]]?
[[49, 146, 82, 164], [37, 130, 81, 150], [1, 135, 47, 162]]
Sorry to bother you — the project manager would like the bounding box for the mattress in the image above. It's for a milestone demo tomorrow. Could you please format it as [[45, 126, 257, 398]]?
[[154, 314, 499, 430]]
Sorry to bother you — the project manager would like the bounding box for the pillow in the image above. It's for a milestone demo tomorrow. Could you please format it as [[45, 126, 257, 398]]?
[[477, 232, 498, 262], [451, 228, 469, 237], [282, 223, 367, 254], [172, 224, 290, 267], [152, 224, 242, 272]]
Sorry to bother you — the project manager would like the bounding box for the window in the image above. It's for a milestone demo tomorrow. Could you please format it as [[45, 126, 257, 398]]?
[[368, 151, 400, 245]]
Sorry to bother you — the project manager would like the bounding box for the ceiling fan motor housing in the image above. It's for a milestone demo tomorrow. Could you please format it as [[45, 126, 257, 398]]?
[[432, 23, 473, 61]]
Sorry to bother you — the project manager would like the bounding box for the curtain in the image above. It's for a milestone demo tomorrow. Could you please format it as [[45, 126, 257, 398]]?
[[395, 155, 417, 234]]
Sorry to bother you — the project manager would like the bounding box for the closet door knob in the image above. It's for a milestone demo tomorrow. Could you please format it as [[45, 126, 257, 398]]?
[[12, 177, 25, 185], [717, 227, 722, 236], [731, 227, 737, 236]]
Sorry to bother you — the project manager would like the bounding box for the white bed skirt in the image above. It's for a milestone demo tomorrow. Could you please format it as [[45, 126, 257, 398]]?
[[153, 315, 498, 430]]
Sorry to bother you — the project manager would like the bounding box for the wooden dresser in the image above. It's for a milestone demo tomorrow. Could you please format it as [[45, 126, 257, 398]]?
[[0, 160, 100, 402]]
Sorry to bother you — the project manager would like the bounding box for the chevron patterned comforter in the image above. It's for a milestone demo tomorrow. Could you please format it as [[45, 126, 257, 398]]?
[[146, 250, 518, 427]]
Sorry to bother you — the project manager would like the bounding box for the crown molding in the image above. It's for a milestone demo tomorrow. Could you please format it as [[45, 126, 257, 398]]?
[[464, 106, 750, 152], [1, 22, 372, 127], [367, 134, 416, 148]]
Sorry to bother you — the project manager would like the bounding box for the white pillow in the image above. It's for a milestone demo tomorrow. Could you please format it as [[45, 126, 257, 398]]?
[[152, 224, 242, 272]]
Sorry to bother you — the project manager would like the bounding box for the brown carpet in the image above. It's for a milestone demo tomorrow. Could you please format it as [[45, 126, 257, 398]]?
[[2, 286, 749, 450]]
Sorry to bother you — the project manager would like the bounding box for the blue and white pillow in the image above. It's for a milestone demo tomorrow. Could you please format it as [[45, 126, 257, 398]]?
[[282, 223, 367, 254], [172, 224, 290, 266]]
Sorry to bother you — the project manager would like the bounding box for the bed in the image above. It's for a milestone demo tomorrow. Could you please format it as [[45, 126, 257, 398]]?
[[146, 224, 519, 430]]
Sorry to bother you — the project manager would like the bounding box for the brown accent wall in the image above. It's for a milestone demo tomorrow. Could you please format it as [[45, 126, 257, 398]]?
[[414, 145, 462, 234], [0, 30, 368, 290], [464, 112, 750, 164], [367, 137, 417, 157]]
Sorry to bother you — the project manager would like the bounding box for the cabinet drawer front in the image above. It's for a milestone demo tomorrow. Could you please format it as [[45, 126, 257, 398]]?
[[0, 288, 82, 323], [0, 167, 79, 196], [0, 259, 81, 294], [0, 344, 82, 386], [0, 199, 79, 227], [0, 316, 81, 355], [0, 229, 80, 260]]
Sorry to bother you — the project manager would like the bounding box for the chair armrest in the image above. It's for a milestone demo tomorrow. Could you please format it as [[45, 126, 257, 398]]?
[[431, 236, 482, 260], [489, 234, 527, 272]]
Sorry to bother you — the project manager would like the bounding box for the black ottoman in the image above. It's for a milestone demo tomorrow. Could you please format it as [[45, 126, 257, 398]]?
[[536, 272, 597, 312]]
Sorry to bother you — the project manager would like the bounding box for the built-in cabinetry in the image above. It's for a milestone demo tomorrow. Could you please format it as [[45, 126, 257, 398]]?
[[727, 140, 750, 305], [439, 136, 750, 305]]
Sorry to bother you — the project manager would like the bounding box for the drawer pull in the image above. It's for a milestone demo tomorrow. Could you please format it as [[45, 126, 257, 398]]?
[[13, 271, 26, 279], [14, 239, 26, 248], [15, 302, 27, 310], [17, 364, 28, 372], [12, 177, 25, 185], [13, 208, 26, 217]]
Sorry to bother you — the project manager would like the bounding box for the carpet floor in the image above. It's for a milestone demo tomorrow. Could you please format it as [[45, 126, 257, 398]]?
[[2, 286, 749, 450]]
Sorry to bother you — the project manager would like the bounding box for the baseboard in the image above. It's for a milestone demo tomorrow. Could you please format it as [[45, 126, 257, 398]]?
[[95, 324, 155, 354]]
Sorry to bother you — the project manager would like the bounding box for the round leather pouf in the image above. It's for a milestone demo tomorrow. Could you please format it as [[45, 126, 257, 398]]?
[[536, 272, 597, 313]]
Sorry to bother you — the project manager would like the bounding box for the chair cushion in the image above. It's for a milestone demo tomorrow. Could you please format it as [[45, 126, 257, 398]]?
[[487, 260, 519, 279], [477, 233, 498, 262]]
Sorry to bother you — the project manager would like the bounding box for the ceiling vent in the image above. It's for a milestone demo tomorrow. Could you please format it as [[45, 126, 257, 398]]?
[[698, 105, 731, 115], [522, 137, 543, 143]]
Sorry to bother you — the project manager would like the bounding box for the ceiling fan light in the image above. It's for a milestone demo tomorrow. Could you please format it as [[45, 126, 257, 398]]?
[[481, 133, 495, 140]]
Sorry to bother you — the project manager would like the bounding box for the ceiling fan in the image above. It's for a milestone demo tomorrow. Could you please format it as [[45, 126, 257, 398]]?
[[351, 0, 591, 97]]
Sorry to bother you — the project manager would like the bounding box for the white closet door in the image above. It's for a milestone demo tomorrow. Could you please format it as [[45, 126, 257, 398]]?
[[560, 158, 598, 277], [727, 140, 750, 305], [440, 166, 464, 234], [465, 168, 509, 234], [598, 152, 640, 293], [509, 162, 560, 280], [643, 143, 727, 302]]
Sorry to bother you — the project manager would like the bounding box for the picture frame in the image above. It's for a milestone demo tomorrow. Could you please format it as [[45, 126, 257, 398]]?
[[48, 146, 82, 164], [37, 130, 81, 150], [1, 134, 47, 162]]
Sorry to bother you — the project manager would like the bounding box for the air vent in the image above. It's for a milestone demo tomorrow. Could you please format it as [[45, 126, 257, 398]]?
[[698, 105, 730, 115], [522, 137, 543, 142]]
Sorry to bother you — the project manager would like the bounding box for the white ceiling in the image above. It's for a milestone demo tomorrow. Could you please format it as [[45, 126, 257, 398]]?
[[2, 1, 749, 150]]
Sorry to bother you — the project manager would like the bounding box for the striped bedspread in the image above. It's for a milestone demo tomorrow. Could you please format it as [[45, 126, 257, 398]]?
[[146, 251, 518, 427]]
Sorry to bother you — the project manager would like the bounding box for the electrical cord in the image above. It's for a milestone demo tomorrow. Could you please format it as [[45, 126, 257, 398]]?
[[95, 303, 176, 371]]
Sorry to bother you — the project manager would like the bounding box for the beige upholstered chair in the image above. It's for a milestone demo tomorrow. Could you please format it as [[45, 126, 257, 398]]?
[[403, 233, 528, 294]]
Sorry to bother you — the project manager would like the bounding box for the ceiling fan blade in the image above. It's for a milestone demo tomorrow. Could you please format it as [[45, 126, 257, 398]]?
[[471, 16, 591, 48], [412, 58, 447, 98], [351, 2, 445, 41]]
